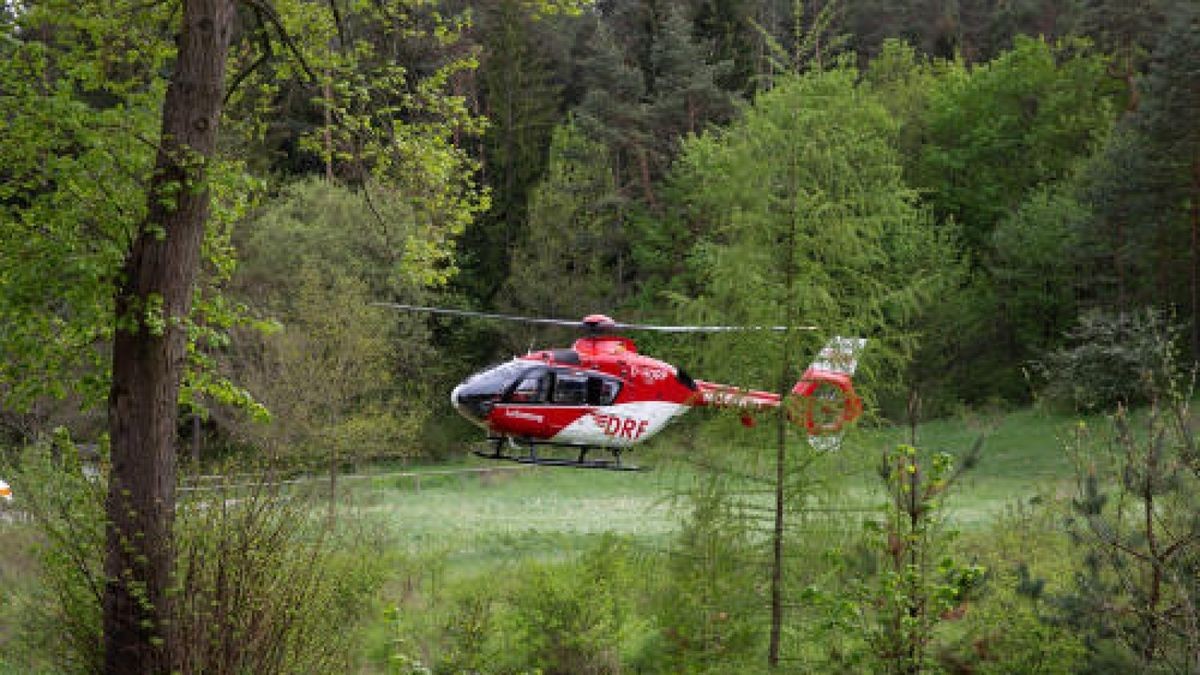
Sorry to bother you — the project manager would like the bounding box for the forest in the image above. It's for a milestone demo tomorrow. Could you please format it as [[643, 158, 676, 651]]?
[[1, 0, 1198, 672]]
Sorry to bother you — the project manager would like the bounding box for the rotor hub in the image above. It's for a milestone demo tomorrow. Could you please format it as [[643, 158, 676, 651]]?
[[581, 314, 617, 333]]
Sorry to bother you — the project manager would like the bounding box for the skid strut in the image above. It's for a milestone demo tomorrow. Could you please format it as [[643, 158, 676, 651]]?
[[471, 438, 643, 471]]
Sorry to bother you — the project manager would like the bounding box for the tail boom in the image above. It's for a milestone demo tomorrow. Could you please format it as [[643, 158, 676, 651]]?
[[694, 382, 781, 410], [691, 337, 866, 439]]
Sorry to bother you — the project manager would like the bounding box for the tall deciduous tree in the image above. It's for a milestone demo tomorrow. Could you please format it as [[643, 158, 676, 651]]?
[[104, 1, 235, 669], [219, 179, 438, 468], [2, 0, 489, 668], [0, 1, 177, 414], [900, 37, 1119, 402], [913, 36, 1116, 260]]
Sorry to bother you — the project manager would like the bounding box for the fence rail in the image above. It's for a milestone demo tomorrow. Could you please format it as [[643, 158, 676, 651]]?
[[178, 464, 536, 493]]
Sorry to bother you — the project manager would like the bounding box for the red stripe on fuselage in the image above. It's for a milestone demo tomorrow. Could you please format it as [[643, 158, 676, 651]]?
[[487, 405, 593, 440]]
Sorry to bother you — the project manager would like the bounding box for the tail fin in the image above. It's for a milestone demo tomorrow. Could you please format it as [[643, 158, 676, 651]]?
[[792, 337, 867, 451]]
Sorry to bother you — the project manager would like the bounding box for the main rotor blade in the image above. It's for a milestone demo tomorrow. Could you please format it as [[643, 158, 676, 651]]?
[[612, 322, 818, 333], [373, 302, 818, 333], [372, 303, 585, 329]]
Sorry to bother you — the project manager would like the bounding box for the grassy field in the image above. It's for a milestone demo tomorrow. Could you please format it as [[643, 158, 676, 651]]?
[[858, 407, 1079, 523], [345, 463, 685, 575], [335, 404, 1081, 574]]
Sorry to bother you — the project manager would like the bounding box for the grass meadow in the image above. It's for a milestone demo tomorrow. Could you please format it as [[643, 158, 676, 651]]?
[[332, 404, 1077, 585]]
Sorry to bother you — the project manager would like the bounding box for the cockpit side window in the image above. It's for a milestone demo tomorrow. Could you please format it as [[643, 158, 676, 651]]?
[[587, 375, 621, 405], [552, 372, 588, 405], [505, 368, 550, 403]]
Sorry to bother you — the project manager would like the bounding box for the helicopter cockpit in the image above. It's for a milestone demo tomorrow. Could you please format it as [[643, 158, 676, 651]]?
[[450, 359, 623, 427], [450, 360, 528, 426]]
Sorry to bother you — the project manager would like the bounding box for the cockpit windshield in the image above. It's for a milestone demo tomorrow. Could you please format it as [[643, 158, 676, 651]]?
[[451, 360, 534, 424], [462, 360, 529, 392]]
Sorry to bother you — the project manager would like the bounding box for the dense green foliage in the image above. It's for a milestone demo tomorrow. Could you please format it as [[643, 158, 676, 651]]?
[[2, 0, 1200, 671], [3, 0, 1195, 440]]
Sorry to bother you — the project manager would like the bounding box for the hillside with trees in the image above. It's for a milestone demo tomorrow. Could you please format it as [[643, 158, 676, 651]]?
[[1, 0, 1198, 671]]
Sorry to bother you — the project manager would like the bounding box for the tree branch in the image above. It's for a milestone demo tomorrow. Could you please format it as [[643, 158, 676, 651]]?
[[327, 0, 346, 48], [223, 5, 275, 105], [238, 0, 318, 84]]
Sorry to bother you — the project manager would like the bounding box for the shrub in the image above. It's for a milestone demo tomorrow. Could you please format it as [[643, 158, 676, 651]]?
[[3, 436, 106, 673], [1037, 308, 1181, 412], [399, 536, 652, 674], [644, 473, 764, 673], [4, 440, 388, 673], [494, 536, 638, 675], [173, 475, 390, 674]]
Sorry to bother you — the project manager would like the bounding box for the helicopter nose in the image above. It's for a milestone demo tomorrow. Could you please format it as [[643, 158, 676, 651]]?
[[450, 384, 466, 416], [451, 383, 488, 427]]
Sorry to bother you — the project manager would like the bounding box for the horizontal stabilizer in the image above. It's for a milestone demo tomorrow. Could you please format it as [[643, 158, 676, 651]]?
[[809, 336, 867, 375]]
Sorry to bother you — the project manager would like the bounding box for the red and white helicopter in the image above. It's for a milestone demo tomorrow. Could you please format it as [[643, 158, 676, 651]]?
[[378, 304, 866, 469]]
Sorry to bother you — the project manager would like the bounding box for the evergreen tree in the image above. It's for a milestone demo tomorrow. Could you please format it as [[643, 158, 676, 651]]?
[[497, 118, 628, 349], [1077, 0, 1166, 110], [1125, 5, 1200, 358], [1055, 363, 1200, 670], [457, 0, 564, 304], [1075, 4, 1200, 358], [690, 0, 759, 94], [642, 5, 737, 211], [669, 64, 951, 388], [574, 1, 736, 212], [574, 20, 653, 205], [648, 6, 735, 144]]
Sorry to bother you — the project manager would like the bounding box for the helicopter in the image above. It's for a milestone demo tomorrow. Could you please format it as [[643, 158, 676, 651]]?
[[377, 304, 867, 470]]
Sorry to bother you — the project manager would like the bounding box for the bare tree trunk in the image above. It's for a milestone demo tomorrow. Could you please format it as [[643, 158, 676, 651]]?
[[636, 146, 658, 209], [1144, 484, 1161, 664], [768, 177, 801, 669], [768, 385, 786, 669], [1115, 217, 1128, 311], [104, 1, 235, 671], [1190, 156, 1198, 360], [324, 76, 335, 181]]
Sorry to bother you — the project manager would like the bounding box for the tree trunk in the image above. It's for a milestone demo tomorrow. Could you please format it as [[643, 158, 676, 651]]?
[[1190, 155, 1198, 360], [768, 181, 801, 669], [636, 146, 658, 209], [104, 1, 234, 672]]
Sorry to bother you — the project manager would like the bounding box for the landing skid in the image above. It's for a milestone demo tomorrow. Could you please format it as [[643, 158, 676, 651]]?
[[472, 438, 645, 472]]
